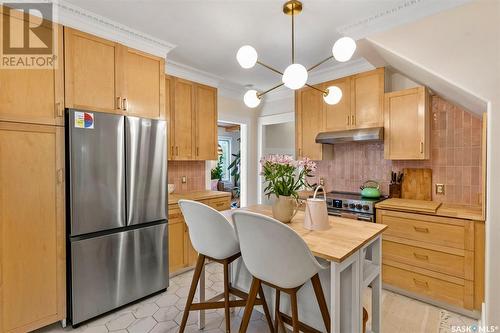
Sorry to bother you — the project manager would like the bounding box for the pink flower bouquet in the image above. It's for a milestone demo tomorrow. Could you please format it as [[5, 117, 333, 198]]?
[[260, 154, 317, 199]]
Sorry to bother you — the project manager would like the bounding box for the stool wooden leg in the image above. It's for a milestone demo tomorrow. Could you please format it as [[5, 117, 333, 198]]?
[[274, 290, 285, 333], [223, 261, 231, 333], [311, 273, 330, 333], [258, 285, 274, 332], [179, 254, 205, 333], [290, 291, 299, 333], [239, 277, 260, 333]]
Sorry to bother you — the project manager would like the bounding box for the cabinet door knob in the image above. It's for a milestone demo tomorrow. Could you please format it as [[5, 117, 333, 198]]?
[[196, 147, 199, 156], [352, 115, 355, 126], [54, 102, 63, 117], [57, 168, 64, 184], [420, 141, 424, 154], [175, 146, 179, 156], [347, 115, 350, 126], [122, 98, 128, 111], [116, 97, 121, 110]]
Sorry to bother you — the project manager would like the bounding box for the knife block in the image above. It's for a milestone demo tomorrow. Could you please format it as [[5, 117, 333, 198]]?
[[389, 183, 402, 198]]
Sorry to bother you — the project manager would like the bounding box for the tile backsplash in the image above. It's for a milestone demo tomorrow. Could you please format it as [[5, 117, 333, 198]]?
[[168, 161, 206, 193], [313, 95, 483, 206]]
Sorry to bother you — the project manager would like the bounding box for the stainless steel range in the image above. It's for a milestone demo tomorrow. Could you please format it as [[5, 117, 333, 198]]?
[[317, 191, 387, 222]]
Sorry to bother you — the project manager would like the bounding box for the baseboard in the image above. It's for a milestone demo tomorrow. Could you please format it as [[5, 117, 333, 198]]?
[[383, 284, 481, 319]]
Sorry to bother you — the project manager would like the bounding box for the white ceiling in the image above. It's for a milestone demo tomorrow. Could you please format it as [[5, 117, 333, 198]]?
[[64, 0, 408, 90], [64, 0, 471, 92]]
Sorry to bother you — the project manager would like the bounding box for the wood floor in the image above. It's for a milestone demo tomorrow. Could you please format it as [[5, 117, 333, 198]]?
[[35, 263, 476, 333]]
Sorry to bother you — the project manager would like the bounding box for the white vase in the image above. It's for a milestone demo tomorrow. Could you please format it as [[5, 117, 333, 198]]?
[[272, 195, 298, 223]]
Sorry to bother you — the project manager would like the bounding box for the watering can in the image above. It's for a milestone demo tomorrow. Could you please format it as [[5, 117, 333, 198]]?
[[304, 185, 330, 231]]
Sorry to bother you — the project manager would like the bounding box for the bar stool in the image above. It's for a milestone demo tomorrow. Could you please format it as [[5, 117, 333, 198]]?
[[177, 200, 274, 333], [232, 211, 331, 333]]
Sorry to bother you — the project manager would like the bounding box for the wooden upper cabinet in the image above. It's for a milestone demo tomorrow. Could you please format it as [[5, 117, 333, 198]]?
[[0, 122, 65, 333], [122, 47, 165, 119], [323, 77, 351, 131], [0, 9, 64, 126], [351, 68, 384, 128], [64, 27, 121, 113], [172, 78, 195, 160], [296, 86, 324, 160], [384, 86, 430, 160], [165, 75, 173, 159], [168, 76, 218, 161], [65, 27, 166, 118], [194, 84, 218, 160]]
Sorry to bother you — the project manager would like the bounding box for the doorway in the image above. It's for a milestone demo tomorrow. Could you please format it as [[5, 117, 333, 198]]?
[[257, 112, 295, 204], [209, 121, 245, 208]]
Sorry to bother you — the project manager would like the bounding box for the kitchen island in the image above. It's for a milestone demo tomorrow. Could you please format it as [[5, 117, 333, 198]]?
[[197, 205, 387, 333]]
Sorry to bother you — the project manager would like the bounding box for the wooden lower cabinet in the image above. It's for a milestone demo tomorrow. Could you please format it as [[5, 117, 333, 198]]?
[[0, 122, 65, 333], [377, 209, 484, 311], [168, 195, 231, 274]]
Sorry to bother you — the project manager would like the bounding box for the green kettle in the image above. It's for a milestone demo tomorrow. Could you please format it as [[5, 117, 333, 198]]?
[[360, 180, 381, 198]]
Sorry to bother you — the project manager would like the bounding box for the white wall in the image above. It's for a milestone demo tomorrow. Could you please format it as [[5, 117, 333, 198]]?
[[259, 95, 294, 117], [217, 95, 260, 206], [366, 0, 500, 324], [262, 122, 295, 156]]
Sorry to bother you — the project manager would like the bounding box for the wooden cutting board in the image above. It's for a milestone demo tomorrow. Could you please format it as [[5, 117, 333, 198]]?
[[376, 198, 441, 214], [402, 168, 432, 201]]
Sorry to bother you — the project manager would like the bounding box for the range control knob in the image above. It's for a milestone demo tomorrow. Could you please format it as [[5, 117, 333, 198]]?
[[349, 203, 355, 209], [362, 205, 370, 211], [355, 204, 363, 210]]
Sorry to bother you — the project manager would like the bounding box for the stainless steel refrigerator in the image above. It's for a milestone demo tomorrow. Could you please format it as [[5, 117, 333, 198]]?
[[66, 109, 168, 325]]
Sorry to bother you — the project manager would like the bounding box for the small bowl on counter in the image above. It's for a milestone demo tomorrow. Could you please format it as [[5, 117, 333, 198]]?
[[168, 184, 175, 194]]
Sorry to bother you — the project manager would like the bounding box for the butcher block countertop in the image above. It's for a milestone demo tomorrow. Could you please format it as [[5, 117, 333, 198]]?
[[168, 190, 231, 205], [376, 198, 484, 221], [221, 205, 387, 262]]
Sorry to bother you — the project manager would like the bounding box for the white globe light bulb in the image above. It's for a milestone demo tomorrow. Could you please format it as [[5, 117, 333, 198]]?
[[282, 64, 308, 90], [332, 37, 357, 62], [323, 86, 342, 105], [243, 89, 261, 108], [236, 45, 258, 69]]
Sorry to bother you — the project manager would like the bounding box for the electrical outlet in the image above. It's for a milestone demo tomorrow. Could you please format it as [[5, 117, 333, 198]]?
[[181, 176, 187, 184], [436, 184, 445, 195]]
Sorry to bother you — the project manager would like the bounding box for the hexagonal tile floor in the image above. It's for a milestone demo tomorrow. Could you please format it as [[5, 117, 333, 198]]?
[[34, 262, 476, 333]]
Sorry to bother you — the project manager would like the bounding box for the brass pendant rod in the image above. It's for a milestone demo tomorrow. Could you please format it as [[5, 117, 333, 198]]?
[[257, 61, 283, 75], [307, 55, 334, 72], [291, 2, 295, 63], [306, 84, 327, 96], [257, 83, 285, 98]]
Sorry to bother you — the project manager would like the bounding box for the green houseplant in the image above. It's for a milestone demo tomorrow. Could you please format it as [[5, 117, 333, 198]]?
[[211, 156, 224, 191], [260, 154, 316, 222]]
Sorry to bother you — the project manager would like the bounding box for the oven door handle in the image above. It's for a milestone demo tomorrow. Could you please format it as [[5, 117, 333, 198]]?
[[357, 215, 374, 222]]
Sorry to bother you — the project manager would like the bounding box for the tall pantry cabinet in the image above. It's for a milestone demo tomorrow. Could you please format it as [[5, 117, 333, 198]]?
[[0, 7, 66, 333]]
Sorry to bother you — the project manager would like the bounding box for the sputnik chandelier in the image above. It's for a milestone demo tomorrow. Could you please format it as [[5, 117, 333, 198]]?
[[237, 0, 357, 108]]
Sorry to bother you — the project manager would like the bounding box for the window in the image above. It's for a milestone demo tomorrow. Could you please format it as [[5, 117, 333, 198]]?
[[218, 138, 231, 182]]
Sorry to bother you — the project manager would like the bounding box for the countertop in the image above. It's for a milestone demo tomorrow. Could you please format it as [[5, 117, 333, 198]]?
[[299, 190, 484, 221], [168, 190, 231, 206], [221, 205, 387, 262], [375, 198, 484, 221]]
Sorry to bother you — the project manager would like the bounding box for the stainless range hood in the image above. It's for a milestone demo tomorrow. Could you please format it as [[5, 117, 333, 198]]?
[[315, 127, 384, 144]]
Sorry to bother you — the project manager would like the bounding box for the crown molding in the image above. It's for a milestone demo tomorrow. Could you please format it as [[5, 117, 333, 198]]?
[[338, 0, 472, 40], [308, 58, 375, 84], [54, 0, 176, 58], [166, 60, 246, 99]]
